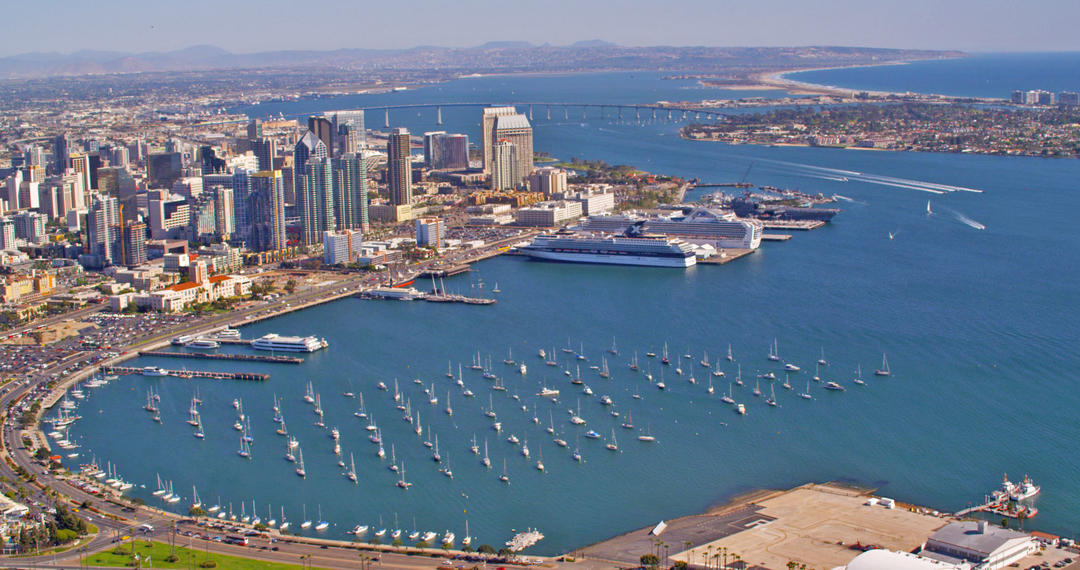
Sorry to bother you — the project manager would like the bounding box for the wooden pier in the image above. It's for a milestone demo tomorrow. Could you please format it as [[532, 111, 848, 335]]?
[[103, 366, 269, 381], [139, 350, 303, 364]]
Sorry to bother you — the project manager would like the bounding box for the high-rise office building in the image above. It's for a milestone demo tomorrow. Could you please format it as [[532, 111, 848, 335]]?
[[252, 138, 277, 171], [387, 128, 413, 206], [482, 107, 517, 174], [97, 166, 139, 223], [87, 194, 120, 266], [308, 117, 335, 155], [13, 211, 47, 244], [188, 193, 218, 242], [493, 113, 534, 187], [214, 186, 235, 239], [423, 131, 446, 168], [334, 153, 368, 232], [148, 194, 190, 239], [69, 154, 91, 197], [119, 221, 147, 267], [415, 217, 446, 248], [0, 217, 15, 250], [434, 134, 469, 170], [298, 156, 335, 246], [147, 152, 182, 188], [529, 167, 569, 196], [490, 140, 519, 191], [246, 119, 261, 140], [330, 111, 366, 156], [293, 131, 327, 211], [231, 169, 251, 245], [51, 134, 70, 176], [249, 171, 286, 251]]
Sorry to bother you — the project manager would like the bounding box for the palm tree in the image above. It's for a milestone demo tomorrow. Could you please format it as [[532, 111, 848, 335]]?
[[685, 541, 693, 567]]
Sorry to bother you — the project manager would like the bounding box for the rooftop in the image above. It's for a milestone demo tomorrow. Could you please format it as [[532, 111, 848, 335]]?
[[927, 521, 1030, 556], [495, 113, 531, 131]]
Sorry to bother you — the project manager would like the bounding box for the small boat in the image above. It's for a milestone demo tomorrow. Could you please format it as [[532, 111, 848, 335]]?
[[700, 350, 710, 368], [727, 343, 735, 362], [798, 381, 812, 400], [608, 337, 618, 355], [753, 379, 761, 397], [606, 430, 618, 451], [768, 338, 780, 362], [874, 353, 891, 376], [735, 403, 746, 415], [766, 384, 778, 407], [853, 364, 866, 386], [818, 347, 827, 366], [499, 459, 510, 483], [720, 384, 735, 405], [185, 338, 220, 349], [585, 430, 601, 439], [824, 380, 846, 392], [397, 462, 412, 489], [784, 363, 800, 372]]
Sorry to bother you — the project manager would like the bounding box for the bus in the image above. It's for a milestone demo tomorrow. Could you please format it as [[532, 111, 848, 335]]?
[[223, 535, 249, 546]]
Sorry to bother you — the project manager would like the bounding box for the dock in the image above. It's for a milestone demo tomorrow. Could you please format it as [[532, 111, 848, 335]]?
[[761, 233, 792, 241], [420, 264, 471, 278], [211, 338, 254, 345], [696, 248, 755, 265], [139, 350, 303, 364], [761, 220, 827, 231], [103, 366, 269, 381], [424, 294, 496, 305]]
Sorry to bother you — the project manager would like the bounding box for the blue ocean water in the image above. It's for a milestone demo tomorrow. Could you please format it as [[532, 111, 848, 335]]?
[[58, 70, 1080, 555], [787, 52, 1080, 98]]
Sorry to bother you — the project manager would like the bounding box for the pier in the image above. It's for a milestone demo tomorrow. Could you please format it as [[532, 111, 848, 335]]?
[[761, 220, 827, 231], [420, 264, 471, 278], [211, 338, 254, 345], [696, 249, 755, 265], [103, 366, 269, 381], [139, 350, 303, 364], [761, 234, 793, 241]]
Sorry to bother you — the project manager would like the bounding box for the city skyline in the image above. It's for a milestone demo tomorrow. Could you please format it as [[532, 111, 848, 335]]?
[[3, 0, 1080, 57]]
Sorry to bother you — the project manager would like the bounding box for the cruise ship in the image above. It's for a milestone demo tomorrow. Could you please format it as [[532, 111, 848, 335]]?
[[520, 226, 696, 268], [579, 207, 763, 249], [251, 333, 329, 352]]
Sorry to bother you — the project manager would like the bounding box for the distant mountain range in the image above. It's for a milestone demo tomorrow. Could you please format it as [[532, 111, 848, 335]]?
[[0, 43, 961, 80]]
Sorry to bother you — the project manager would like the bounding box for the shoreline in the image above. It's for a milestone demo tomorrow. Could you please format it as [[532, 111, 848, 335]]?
[[752, 56, 967, 98]]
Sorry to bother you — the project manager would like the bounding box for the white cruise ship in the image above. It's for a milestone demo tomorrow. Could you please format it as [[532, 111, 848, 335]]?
[[579, 207, 763, 249], [520, 227, 696, 268], [251, 333, 329, 352]]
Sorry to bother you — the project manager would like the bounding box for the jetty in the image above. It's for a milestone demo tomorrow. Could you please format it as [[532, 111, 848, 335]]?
[[102, 366, 269, 381], [138, 350, 303, 364]]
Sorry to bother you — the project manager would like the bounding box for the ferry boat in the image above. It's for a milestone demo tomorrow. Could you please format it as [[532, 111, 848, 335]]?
[[186, 338, 220, 349], [216, 327, 242, 339], [142, 366, 167, 377], [172, 335, 195, 346], [519, 226, 697, 268], [251, 333, 328, 352]]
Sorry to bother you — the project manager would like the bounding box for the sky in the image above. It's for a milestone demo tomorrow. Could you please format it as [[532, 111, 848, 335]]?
[[3, 0, 1080, 57]]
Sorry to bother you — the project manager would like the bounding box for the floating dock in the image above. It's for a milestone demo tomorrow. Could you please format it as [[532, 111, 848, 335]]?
[[761, 220, 827, 231], [103, 366, 269, 381], [212, 338, 254, 345], [761, 234, 792, 241], [696, 249, 755, 265], [138, 350, 303, 364]]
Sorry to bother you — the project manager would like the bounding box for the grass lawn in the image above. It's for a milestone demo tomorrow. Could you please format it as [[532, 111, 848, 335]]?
[[84, 540, 307, 569]]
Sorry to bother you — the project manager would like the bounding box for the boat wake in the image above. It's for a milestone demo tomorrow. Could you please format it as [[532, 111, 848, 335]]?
[[832, 194, 867, 205], [939, 206, 987, 230], [745, 157, 984, 195]]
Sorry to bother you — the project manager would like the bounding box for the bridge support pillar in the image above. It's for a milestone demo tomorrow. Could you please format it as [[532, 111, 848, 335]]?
[[436, 106, 443, 125], [384, 108, 390, 128], [618, 107, 623, 121], [546, 106, 551, 120], [528, 105, 533, 121], [636, 108, 640, 121], [564, 107, 569, 120], [582, 106, 587, 120]]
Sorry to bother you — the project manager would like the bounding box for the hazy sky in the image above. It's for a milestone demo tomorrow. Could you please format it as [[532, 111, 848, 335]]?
[[3, 0, 1079, 57]]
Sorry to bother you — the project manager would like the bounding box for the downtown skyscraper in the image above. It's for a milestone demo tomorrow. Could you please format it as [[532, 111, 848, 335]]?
[[386, 127, 412, 206]]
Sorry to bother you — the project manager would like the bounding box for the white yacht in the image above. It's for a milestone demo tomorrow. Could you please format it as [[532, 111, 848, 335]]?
[[251, 333, 328, 352]]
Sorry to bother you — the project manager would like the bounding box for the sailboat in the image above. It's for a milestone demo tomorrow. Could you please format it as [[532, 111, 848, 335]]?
[[492, 282, 500, 293], [598, 356, 610, 378], [782, 373, 792, 390], [445, 391, 453, 416], [315, 505, 328, 531], [818, 347, 827, 366], [279, 507, 290, 531], [397, 461, 412, 489], [854, 364, 866, 386], [735, 364, 744, 386], [927, 200, 933, 215], [432, 434, 441, 462], [874, 353, 891, 376], [661, 342, 670, 365], [700, 350, 710, 368], [194, 415, 204, 439], [237, 435, 251, 459], [768, 338, 781, 362], [753, 378, 761, 397], [621, 410, 634, 429], [388, 445, 398, 471], [482, 439, 491, 468], [721, 383, 735, 404], [606, 430, 618, 451], [638, 425, 656, 442], [347, 453, 358, 482], [191, 486, 202, 509], [462, 521, 473, 547], [295, 447, 306, 477], [727, 343, 735, 362], [536, 444, 545, 471], [608, 337, 618, 355], [813, 363, 821, 382], [799, 381, 812, 400], [497, 458, 510, 484], [766, 384, 778, 407]]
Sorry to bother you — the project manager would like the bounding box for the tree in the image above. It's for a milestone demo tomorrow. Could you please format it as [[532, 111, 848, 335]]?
[[392, 538, 403, 547], [1001, 518, 1009, 528], [415, 540, 429, 549], [476, 544, 496, 554], [640, 553, 660, 568], [284, 279, 297, 294], [674, 561, 688, 570], [189, 506, 207, 517]]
